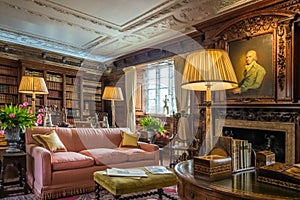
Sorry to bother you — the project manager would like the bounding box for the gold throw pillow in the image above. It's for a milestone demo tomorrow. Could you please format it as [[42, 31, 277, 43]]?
[[119, 130, 139, 148], [33, 130, 67, 152]]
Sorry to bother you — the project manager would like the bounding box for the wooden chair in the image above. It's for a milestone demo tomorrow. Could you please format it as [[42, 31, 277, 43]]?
[[169, 112, 193, 168]]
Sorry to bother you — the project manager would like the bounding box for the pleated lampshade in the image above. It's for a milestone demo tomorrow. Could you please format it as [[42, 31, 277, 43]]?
[[181, 49, 238, 91], [102, 86, 124, 101], [18, 76, 49, 94]]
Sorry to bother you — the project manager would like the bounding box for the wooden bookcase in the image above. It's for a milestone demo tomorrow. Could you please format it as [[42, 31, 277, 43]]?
[[0, 58, 20, 108], [65, 74, 81, 123], [18, 60, 103, 125], [82, 72, 102, 119]]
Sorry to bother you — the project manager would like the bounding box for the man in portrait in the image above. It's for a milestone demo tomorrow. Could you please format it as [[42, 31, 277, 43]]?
[[233, 50, 266, 94]]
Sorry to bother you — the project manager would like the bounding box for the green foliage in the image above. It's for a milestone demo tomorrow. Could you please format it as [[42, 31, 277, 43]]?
[[139, 116, 166, 134], [0, 102, 37, 132]]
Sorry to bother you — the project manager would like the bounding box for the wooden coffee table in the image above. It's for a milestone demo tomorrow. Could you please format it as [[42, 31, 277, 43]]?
[[93, 167, 178, 200], [175, 160, 300, 200]]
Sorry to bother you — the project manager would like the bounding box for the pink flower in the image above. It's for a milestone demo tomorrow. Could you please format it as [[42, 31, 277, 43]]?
[[23, 102, 29, 107], [0, 130, 4, 135], [37, 118, 43, 125], [18, 104, 23, 108], [38, 108, 44, 113], [156, 133, 161, 138], [28, 109, 33, 114], [38, 113, 44, 118], [9, 113, 15, 118]]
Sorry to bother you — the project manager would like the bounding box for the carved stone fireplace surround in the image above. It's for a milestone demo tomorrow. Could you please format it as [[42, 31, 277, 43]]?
[[214, 109, 299, 164]]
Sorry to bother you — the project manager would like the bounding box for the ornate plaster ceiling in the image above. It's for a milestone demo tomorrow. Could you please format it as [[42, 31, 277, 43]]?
[[0, 0, 259, 63]]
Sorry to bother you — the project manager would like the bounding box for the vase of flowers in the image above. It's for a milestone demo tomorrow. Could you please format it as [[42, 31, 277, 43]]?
[[139, 116, 169, 144], [0, 102, 37, 153]]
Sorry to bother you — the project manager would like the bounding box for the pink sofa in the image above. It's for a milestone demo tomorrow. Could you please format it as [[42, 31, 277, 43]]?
[[25, 127, 159, 200]]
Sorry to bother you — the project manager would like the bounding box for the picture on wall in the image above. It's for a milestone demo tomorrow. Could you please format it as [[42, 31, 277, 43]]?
[[226, 34, 274, 99]]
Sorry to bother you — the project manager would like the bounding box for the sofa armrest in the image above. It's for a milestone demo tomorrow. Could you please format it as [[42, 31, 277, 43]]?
[[138, 142, 159, 152], [27, 144, 52, 186]]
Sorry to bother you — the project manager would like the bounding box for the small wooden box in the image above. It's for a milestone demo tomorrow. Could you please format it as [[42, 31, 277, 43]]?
[[256, 150, 275, 168], [193, 155, 232, 181]]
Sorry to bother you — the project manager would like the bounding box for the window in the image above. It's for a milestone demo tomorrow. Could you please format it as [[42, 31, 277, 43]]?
[[144, 59, 177, 115]]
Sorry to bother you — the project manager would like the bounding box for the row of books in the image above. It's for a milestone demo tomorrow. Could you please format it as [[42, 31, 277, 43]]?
[[0, 65, 18, 76], [65, 85, 79, 92], [66, 100, 80, 108], [216, 136, 253, 172], [48, 90, 63, 98], [232, 139, 252, 171], [0, 94, 18, 103], [47, 81, 63, 91], [0, 85, 18, 94], [25, 96, 43, 105], [46, 73, 63, 83], [0, 134, 7, 150], [25, 70, 43, 77], [0, 75, 17, 85], [66, 92, 79, 99], [66, 77, 76, 84]]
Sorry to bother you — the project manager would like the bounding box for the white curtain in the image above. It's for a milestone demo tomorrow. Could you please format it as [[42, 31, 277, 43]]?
[[173, 55, 189, 113], [123, 66, 137, 132]]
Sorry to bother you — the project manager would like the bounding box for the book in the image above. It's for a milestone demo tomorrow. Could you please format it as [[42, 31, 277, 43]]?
[[144, 166, 173, 174], [106, 168, 148, 177]]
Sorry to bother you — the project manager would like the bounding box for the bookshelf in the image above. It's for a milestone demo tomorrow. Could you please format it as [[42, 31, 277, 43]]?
[[82, 73, 102, 119], [46, 72, 63, 109], [65, 74, 81, 123], [0, 64, 19, 107], [19, 60, 103, 125]]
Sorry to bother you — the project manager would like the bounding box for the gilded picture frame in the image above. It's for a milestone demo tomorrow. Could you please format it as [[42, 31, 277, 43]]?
[[226, 34, 274, 100]]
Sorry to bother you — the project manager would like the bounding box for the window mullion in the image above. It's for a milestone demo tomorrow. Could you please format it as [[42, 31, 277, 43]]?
[[156, 67, 160, 114]]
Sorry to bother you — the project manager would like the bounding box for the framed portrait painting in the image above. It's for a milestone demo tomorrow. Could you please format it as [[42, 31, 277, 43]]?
[[226, 34, 274, 100]]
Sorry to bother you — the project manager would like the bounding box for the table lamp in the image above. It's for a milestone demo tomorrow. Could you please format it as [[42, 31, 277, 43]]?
[[181, 49, 238, 154], [102, 86, 124, 127], [18, 76, 49, 114]]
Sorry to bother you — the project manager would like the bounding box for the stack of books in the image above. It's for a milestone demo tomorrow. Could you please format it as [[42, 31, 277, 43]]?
[[0, 134, 7, 150], [215, 136, 253, 172]]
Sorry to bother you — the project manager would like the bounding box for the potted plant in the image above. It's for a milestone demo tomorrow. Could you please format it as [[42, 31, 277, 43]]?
[[0, 102, 37, 152], [139, 116, 170, 144]]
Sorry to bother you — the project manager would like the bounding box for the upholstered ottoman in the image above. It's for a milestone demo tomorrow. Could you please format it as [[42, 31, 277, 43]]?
[[93, 167, 178, 200]]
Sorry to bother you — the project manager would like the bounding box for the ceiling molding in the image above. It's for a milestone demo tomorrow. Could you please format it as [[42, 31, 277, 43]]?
[[0, 0, 278, 63]]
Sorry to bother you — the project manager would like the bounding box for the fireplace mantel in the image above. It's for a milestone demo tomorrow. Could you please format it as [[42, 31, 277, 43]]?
[[215, 119, 295, 164]]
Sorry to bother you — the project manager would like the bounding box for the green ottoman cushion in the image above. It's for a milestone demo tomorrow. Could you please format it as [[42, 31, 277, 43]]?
[[93, 167, 178, 196]]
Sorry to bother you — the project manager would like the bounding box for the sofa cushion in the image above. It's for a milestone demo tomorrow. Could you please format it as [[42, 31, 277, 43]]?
[[51, 152, 94, 171], [116, 147, 156, 162], [32, 130, 67, 152], [80, 148, 129, 166], [72, 128, 119, 151], [119, 130, 139, 148]]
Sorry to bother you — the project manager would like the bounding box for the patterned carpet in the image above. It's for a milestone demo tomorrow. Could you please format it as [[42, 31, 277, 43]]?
[[1, 186, 179, 200]]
